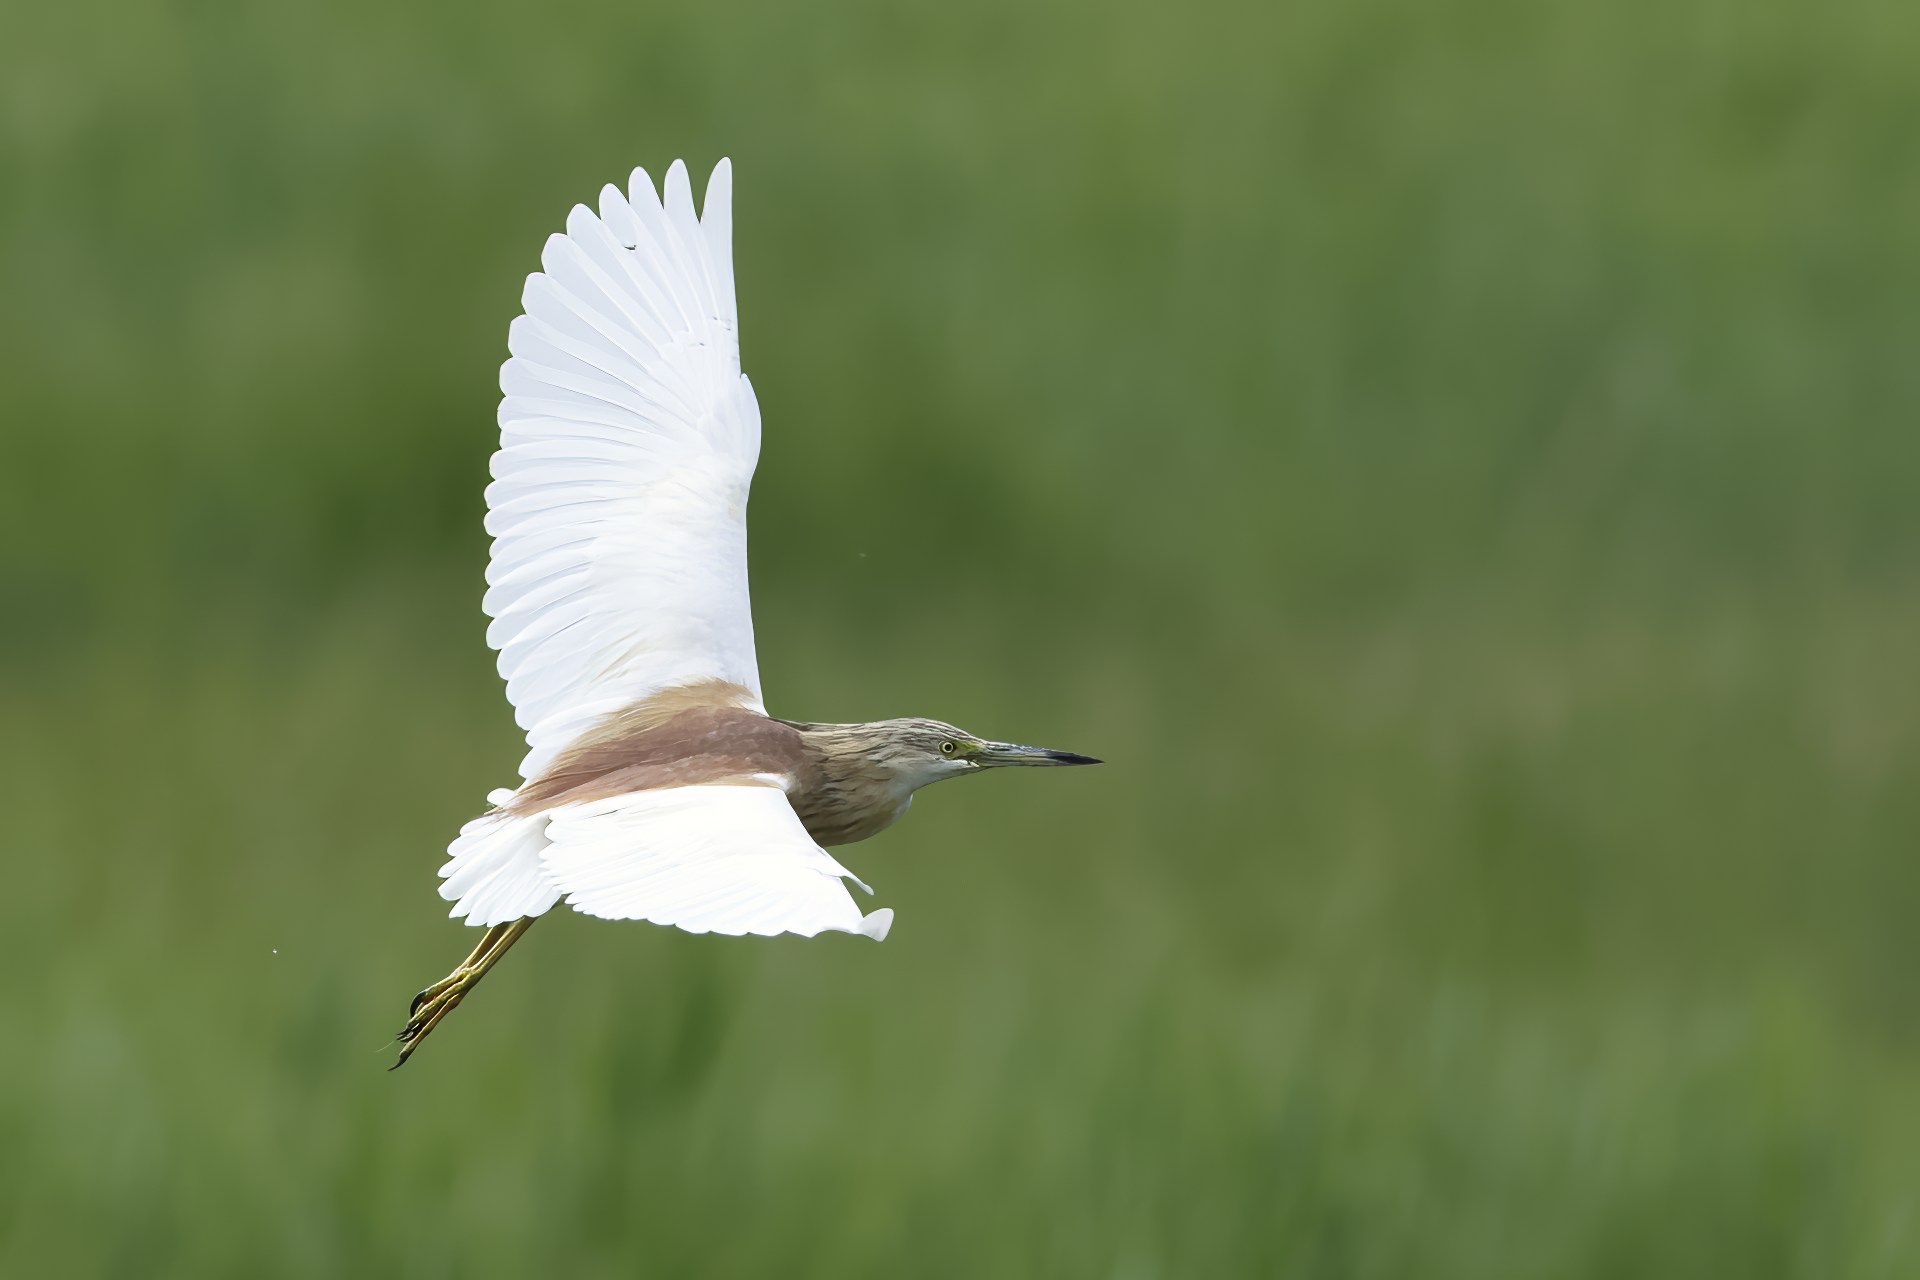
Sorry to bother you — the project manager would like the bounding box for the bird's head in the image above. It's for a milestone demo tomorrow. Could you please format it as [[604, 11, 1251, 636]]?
[[870, 718, 1102, 791]]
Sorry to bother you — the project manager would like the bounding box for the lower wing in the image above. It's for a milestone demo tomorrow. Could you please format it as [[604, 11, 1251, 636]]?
[[439, 782, 892, 940]]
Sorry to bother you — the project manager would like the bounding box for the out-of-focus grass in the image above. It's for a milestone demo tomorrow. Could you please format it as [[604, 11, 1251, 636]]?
[[3, 0, 1919, 1274]]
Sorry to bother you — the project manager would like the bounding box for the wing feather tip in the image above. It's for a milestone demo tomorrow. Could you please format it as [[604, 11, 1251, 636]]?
[[858, 908, 894, 942]]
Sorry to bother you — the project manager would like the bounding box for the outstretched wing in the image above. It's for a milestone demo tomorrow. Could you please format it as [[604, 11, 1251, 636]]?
[[485, 158, 761, 780], [541, 784, 894, 940]]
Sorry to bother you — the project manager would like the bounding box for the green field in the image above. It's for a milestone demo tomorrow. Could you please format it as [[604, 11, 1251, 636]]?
[[4, 0, 1918, 1273]]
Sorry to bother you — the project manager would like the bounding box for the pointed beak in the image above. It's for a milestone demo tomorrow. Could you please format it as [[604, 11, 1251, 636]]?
[[975, 742, 1103, 768]]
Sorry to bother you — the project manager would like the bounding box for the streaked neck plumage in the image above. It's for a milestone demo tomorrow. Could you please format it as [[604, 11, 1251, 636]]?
[[781, 720, 932, 847]]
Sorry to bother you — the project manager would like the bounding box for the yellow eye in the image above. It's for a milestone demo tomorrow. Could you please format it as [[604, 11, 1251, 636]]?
[[940, 741, 957, 755]]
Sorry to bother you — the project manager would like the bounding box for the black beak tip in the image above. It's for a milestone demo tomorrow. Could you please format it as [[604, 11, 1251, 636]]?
[[1052, 751, 1102, 766]]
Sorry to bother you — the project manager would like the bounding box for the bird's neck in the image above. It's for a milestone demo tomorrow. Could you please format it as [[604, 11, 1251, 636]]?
[[782, 720, 917, 847]]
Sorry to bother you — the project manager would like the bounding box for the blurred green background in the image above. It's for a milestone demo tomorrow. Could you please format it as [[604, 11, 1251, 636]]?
[[3, 0, 1918, 1273]]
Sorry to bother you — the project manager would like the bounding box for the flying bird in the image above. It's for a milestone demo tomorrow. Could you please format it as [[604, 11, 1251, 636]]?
[[393, 159, 1098, 1068]]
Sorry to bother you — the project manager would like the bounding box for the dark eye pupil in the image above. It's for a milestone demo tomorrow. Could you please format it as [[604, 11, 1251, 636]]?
[[942, 742, 955, 753]]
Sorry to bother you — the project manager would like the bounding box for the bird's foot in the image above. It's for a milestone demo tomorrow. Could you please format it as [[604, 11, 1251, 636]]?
[[390, 967, 476, 1069], [390, 918, 536, 1071], [409, 971, 462, 1016]]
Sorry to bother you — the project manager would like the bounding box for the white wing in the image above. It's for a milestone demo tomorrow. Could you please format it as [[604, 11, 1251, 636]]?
[[486, 158, 762, 780], [438, 789, 563, 927], [438, 161, 891, 939], [541, 785, 893, 940]]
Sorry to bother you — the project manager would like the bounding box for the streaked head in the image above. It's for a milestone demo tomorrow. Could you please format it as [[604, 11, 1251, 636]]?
[[870, 717, 1101, 790]]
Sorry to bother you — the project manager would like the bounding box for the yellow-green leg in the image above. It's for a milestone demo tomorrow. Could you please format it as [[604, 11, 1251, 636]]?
[[391, 918, 537, 1070]]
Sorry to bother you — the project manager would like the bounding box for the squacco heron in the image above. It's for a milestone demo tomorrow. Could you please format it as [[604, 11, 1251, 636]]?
[[393, 159, 1098, 1068]]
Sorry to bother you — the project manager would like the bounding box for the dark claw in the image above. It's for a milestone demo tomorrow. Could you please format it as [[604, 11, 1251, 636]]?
[[409, 988, 431, 1015]]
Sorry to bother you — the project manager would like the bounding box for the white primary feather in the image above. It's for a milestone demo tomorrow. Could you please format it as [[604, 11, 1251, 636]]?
[[437, 161, 889, 939], [439, 791, 562, 927], [542, 785, 893, 940], [487, 157, 762, 782]]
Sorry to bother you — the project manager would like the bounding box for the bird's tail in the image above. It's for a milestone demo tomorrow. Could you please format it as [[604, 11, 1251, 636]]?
[[391, 917, 537, 1070]]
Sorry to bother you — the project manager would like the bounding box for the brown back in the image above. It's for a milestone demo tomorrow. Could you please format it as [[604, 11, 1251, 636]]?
[[505, 679, 813, 814]]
